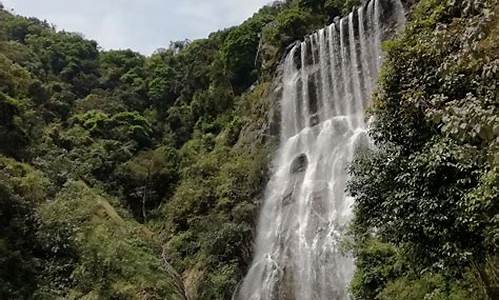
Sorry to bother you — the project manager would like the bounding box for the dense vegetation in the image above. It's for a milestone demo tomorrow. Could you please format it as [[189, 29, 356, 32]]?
[[348, 0, 499, 299], [0, 0, 497, 299], [0, 0, 361, 298]]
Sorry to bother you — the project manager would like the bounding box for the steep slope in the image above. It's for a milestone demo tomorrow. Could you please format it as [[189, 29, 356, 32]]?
[[0, 1, 362, 298], [0, 0, 497, 299], [348, 0, 498, 298]]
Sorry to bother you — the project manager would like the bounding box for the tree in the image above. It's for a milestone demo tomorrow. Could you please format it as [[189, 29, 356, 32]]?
[[348, 0, 498, 298]]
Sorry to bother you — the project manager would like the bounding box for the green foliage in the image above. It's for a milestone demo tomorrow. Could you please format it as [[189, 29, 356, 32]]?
[[297, 0, 361, 19], [6, 0, 494, 298], [0, 92, 29, 157], [0, 156, 50, 299], [324, 0, 361, 17], [348, 0, 499, 298], [0, 2, 291, 297], [0, 52, 33, 96], [259, 8, 320, 75], [147, 59, 176, 111], [37, 180, 183, 299], [162, 83, 273, 298], [115, 146, 179, 221], [99, 49, 145, 89], [25, 31, 99, 96], [221, 11, 277, 91], [98, 50, 148, 111], [71, 110, 153, 148], [2, 13, 48, 43], [349, 239, 403, 299], [378, 271, 487, 300]]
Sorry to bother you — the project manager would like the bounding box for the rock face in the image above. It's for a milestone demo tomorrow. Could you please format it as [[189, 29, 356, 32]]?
[[237, 0, 406, 299], [290, 153, 307, 174]]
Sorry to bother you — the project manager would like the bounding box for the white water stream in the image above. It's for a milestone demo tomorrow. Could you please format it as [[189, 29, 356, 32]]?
[[238, 1, 405, 299]]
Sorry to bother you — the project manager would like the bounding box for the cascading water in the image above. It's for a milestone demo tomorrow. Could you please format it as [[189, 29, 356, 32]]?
[[237, 0, 405, 299]]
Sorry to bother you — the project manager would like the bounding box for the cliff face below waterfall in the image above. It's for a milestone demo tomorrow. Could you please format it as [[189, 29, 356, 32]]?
[[0, 0, 497, 299], [238, 1, 406, 299]]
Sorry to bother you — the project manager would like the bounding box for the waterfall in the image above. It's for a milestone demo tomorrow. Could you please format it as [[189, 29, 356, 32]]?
[[237, 0, 406, 299]]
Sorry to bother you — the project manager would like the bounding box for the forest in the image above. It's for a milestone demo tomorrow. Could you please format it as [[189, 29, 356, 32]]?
[[0, 0, 497, 299]]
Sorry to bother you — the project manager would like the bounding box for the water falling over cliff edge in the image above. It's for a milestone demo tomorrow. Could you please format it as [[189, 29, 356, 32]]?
[[237, 0, 406, 299]]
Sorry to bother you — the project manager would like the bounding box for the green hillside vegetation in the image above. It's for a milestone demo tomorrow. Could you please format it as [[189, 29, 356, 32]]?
[[0, 0, 497, 299], [0, 0, 362, 298], [348, 0, 499, 299]]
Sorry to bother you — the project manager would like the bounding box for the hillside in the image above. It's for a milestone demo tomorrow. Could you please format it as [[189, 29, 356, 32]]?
[[0, 0, 497, 299]]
